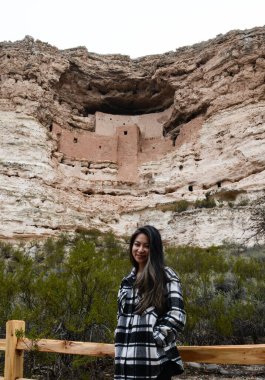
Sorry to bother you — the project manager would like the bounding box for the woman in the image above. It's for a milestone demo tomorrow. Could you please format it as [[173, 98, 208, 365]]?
[[115, 225, 186, 379]]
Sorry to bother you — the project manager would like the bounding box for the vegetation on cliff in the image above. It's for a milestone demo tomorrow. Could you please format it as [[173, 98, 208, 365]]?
[[0, 232, 264, 378]]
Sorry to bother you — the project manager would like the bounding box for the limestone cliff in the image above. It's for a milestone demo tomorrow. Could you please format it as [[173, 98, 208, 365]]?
[[1, 27, 265, 246]]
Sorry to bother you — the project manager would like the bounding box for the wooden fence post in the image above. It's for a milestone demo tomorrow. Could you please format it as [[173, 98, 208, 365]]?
[[4, 320, 25, 380]]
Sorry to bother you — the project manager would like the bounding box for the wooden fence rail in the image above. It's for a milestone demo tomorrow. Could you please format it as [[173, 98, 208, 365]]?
[[0, 320, 265, 380]]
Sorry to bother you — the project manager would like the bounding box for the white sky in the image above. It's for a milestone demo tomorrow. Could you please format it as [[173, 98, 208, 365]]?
[[1, 0, 265, 58]]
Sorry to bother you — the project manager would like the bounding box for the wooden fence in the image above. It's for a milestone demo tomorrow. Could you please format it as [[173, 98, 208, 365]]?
[[0, 320, 264, 380]]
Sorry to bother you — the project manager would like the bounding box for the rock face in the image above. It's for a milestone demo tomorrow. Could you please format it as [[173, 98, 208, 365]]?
[[1, 28, 265, 246]]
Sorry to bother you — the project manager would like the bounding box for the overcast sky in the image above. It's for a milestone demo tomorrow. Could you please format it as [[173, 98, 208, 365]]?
[[1, 0, 265, 58]]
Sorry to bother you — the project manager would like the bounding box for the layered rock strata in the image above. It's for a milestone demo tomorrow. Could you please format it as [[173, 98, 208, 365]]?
[[1, 27, 265, 246]]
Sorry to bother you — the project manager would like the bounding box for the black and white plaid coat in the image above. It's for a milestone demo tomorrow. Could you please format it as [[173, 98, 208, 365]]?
[[114, 266, 186, 379]]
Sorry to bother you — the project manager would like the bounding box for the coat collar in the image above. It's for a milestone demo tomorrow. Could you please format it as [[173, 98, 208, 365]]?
[[122, 267, 136, 287]]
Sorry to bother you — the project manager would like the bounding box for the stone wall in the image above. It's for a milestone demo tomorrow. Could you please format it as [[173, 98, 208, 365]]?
[[117, 125, 139, 182], [139, 137, 172, 164], [52, 123, 118, 163], [95, 108, 172, 138]]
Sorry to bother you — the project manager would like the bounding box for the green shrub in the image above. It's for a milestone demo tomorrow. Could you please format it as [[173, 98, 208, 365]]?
[[165, 245, 265, 345], [237, 199, 249, 207], [194, 198, 216, 209], [0, 234, 130, 378], [0, 236, 264, 377], [160, 200, 190, 213]]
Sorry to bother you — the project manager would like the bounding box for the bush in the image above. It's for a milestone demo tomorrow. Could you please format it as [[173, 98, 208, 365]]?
[[0, 236, 264, 377], [0, 233, 130, 378], [165, 245, 265, 345], [160, 200, 190, 213], [194, 198, 216, 209]]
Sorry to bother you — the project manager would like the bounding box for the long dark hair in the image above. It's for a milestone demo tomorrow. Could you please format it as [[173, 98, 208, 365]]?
[[129, 225, 167, 315]]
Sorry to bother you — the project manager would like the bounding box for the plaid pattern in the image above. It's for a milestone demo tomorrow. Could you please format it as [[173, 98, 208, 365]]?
[[114, 267, 186, 379]]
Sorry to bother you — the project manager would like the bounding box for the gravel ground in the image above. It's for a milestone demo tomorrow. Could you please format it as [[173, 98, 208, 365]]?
[[176, 376, 264, 379], [99, 361, 265, 379], [174, 364, 265, 380]]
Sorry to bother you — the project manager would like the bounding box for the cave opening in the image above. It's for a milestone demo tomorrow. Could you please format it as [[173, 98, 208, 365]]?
[[55, 64, 175, 116], [82, 92, 174, 116]]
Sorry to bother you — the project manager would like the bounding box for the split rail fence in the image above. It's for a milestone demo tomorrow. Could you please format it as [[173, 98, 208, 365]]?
[[0, 320, 265, 380]]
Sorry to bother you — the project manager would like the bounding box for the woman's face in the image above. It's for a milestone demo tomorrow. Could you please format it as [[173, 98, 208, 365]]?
[[132, 233, 150, 271]]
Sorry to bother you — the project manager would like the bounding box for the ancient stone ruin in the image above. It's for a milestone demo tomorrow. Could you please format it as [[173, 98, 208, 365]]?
[[52, 108, 173, 182]]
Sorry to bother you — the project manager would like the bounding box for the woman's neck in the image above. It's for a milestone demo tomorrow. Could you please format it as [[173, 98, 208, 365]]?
[[137, 267, 145, 277], [137, 262, 146, 274], [136, 270, 142, 279]]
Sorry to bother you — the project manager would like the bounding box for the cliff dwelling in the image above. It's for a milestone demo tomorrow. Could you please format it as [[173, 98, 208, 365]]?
[[2, 29, 265, 246], [52, 108, 174, 182]]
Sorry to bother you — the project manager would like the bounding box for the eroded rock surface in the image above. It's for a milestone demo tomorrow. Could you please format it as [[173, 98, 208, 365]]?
[[1, 27, 265, 245]]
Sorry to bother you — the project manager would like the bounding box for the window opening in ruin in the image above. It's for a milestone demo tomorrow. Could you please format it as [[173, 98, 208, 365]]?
[[179, 165, 183, 171], [99, 145, 102, 149], [73, 137, 78, 143], [188, 185, 193, 192], [124, 131, 128, 135], [217, 181, 222, 188], [49, 125, 53, 132]]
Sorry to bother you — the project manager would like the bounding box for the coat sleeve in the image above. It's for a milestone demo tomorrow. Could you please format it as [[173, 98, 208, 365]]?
[[117, 282, 127, 320], [153, 268, 186, 347], [117, 285, 122, 320], [116, 279, 129, 319]]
